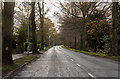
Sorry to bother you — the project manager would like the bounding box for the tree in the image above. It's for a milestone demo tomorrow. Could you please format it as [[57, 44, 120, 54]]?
[[17, 21, 28, 53], [38, 0, 45, 50], [36, 18, 56, 47], [112, 2, 119, 56], [30, 2, 37, 53], [13, 2, 32, 53], [2, 2, 15, 65], [59, 2, 96, 50], [58, 1, 114, 54]]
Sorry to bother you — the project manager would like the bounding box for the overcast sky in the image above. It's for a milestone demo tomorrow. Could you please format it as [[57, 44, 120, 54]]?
[[44, 0, 63, 28]]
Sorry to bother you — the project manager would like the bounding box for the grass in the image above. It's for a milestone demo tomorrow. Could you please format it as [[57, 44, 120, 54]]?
[[62, 46, 120, 60], [111, 56, 120, 59], [14, 55, 36, 66], [39, 46, 51, 52], [2, 55, 36, 74], [75, 50, 107, 56]]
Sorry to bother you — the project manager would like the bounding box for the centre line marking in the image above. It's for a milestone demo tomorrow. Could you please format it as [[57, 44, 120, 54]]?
[[71, 59, 74, 61], [88, 73, 96, 79], [76, 64, 81, 67], [27, 66, 31, 67]]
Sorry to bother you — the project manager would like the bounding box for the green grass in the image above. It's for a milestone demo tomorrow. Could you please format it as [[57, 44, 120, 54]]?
[[75, 50, 107, 56], [39, 47, 51, 52], [111, 56, 120, 59], [14, 55, 36, 66], [2, 64, 18, 72], [2, 55, 36, 73], [62, 46, 120, 59]]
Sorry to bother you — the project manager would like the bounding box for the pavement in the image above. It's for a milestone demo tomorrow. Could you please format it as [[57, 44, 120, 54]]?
[[11, 46, 119, 78], [12, 52, 33, 60], [12, 54, 26, 60]]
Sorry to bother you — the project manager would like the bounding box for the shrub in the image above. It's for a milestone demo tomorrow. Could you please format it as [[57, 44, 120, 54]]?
[[102, 35, 112, 54]]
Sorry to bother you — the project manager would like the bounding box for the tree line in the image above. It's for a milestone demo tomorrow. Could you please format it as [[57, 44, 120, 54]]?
[[2, 1, 57, 65], [57, 2, 120, 56]]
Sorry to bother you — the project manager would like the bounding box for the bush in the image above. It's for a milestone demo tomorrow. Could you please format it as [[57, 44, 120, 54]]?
[[102, 35, 112, 54], [37, 40, 41, 44]]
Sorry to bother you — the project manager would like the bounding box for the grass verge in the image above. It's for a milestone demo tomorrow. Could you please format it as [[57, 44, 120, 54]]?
[[62, 46, 120, 60], [2, 55, 37, 74], [39, 47, 51, 52]]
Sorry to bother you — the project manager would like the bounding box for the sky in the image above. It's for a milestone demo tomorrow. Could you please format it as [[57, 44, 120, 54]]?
[[44, 0, 63, 28]]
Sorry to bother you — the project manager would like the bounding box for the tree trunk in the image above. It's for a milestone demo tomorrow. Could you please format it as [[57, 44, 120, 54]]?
[[74, 33, 77, 49], [2, 2, 15, 65], [38, 1, 44, 50], [70, 37, 72, 48], [30, 2, 37, 53], [80, 32, 83, 49], [112, 2, 118, 56], [82, 13, 87, 50]]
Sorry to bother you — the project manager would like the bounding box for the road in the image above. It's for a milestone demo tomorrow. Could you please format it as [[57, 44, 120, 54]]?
[[12, 46, 118, 78]]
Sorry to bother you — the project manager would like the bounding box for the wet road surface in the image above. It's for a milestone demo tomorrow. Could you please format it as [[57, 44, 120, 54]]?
[[12, 46, 118, 78]]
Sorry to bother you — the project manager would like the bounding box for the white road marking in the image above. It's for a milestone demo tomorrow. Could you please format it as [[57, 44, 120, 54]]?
[[76, 64, 81, 67], [88, 73, 96, 79], [71, 59, 74, 61], [27, 66, 31, 67], [35, 72, 38, 76], [37, 59, 41, 60], [23, 71, 33, 73]]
